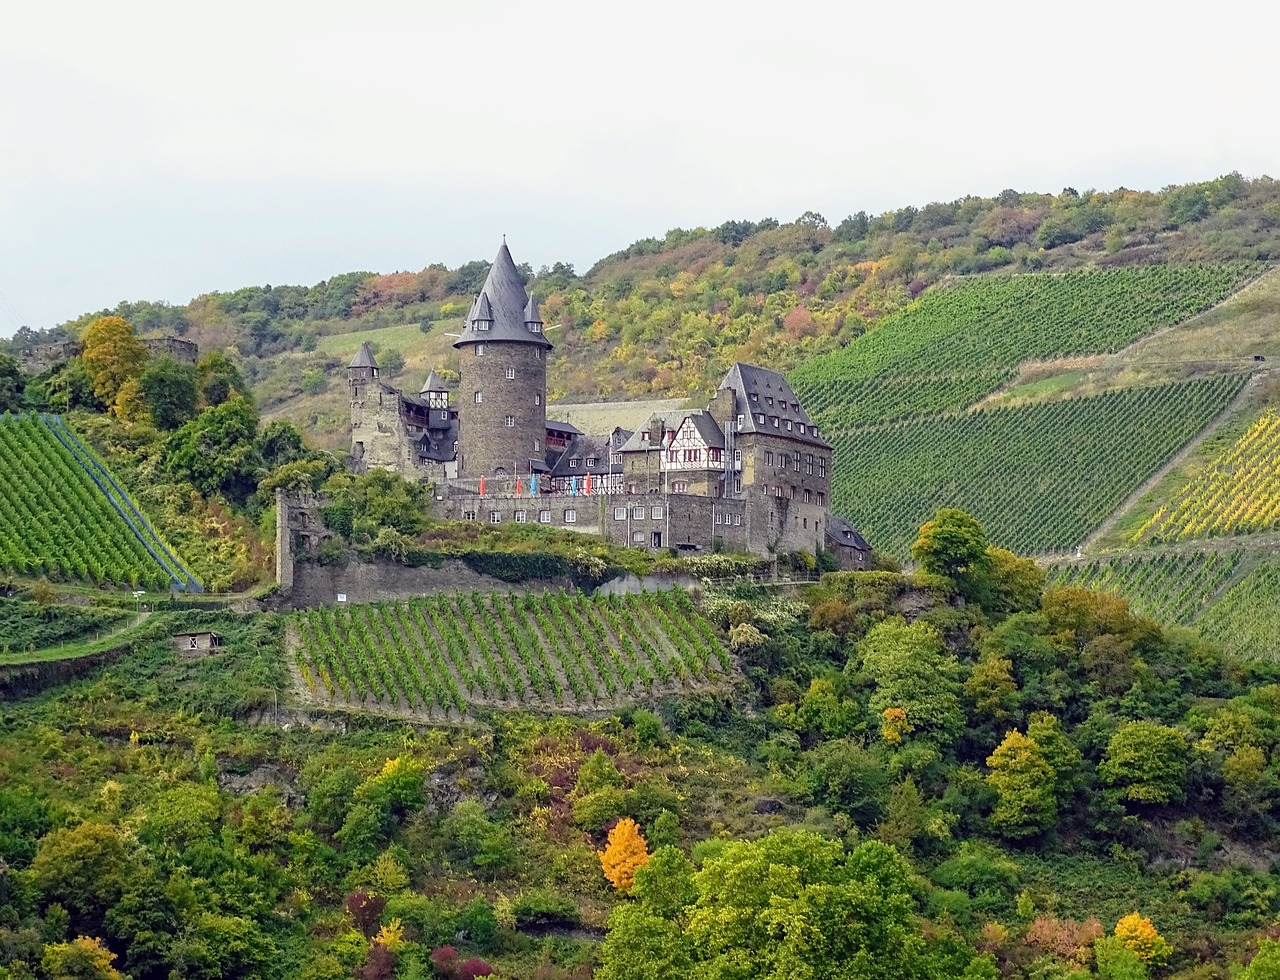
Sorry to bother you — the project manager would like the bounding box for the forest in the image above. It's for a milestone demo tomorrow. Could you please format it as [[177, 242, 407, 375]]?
[[5, 512, 1280, 978]]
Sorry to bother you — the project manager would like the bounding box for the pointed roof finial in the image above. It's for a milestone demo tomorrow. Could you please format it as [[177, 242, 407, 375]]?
[[420, 369, 446, 394], [349, 341, 379, 370]]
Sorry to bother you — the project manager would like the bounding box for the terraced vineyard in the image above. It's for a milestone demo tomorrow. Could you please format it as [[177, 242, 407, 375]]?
[[291, 589, 731, 718], [1197, 556, 1280, 661], [1044, 549, 1244, 626], [792, 263, 1259, 430], [1133, 410, 1280, 544], [830, 375, 1247, 557], [0, 414, 198, 590]]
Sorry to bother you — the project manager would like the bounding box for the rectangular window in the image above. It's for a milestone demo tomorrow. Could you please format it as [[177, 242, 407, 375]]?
[[632, 506, 645, 520], [789, 486, 796, 499], [785, 419, 793, 430], [614, 506, 627, 520], [535, 393, 542, 405], [734, 478, 743, 493], [798, 423, 806, 434], [779, 454, 789, 469], [651, 506, 663, 520], [734, 448, 742, 464], [564, 509, 576, 524], [539, 510, 552, 523], [715, 511, 724, 525], [490, 511, 502, 524], [534, 348, 541, 359], [463, 510, 476, 520], [534, 438, 541, 452], [587, 457, 598, 467], [736, 414, 744, 430], [803, 517, 808, 528], [774, 486, 782, 498], [475, 343, 486, 355], [769, 511, 776, 527], [817, 492, 825, 506], [765, 451, 774, 466], [530, 322, 542, 333], [504, 415, 515, 427], [611, 453, 622, 464], [794, 455, 801, 472], [734, 514, 742, 526], [474, 391, 483, 403], [819, 457, 827, 477], [772, 416, 779, 428], [806, 454, 814, 474], [755, 413, 765, 423], [515, 510, 527, 523], [672, 480, 687, 493], [477, 321, 490, 331], [506, 367, 515, 380]]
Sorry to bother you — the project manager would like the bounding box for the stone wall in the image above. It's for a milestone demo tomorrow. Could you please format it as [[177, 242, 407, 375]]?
[[140, 337, 199, 365], [349, 380, 412, 473]]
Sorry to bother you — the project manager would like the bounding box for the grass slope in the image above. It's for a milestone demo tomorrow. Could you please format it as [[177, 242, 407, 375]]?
[[292, 590, 731, 720], [831, 375, 1247, 557]]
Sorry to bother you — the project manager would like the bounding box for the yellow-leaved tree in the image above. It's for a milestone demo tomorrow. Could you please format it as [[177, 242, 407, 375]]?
[[598, 817, 650, 891], [41, 936, 124, 980], [81, 315, 148, 408], [1115, 912, 1172, 967]]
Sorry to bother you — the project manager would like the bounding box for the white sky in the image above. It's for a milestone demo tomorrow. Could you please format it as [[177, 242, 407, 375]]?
[[1, 0, 1275, 332]]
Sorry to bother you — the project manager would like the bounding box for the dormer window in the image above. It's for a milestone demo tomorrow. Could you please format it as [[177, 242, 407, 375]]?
[[569, 458, 580, 468], [586, 457, 598, 467], [755, 413, 765, 423], [750, 393, 758, 402], [785, 419, 793, 430], [766, 397, 773, 406], [529, 322, 542, 333], [476, 320, 490, 331], [798, 423, 806, 434]]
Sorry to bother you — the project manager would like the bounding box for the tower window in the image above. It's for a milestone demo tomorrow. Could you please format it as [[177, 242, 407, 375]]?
[[534, 438, 540, 451], [475, 343, 485, 355], [534, 349, 541, 359], [534, 394, 541, 406], [506, 367, 515, 380], [505, 415, 515, 427], [819, 457, 827, 477], [474, 391, 483, 403]]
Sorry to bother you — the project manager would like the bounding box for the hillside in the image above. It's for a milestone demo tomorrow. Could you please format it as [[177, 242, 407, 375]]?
[[0, 413, 199, 590]]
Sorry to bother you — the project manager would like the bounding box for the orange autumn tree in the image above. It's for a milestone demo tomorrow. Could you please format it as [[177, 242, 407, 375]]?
[[1115, 912, 1172, 967], [598, 817, 650, 891]]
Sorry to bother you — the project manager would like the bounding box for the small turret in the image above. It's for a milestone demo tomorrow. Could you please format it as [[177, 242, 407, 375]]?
[[421, 369, 449, 410], [348, 342, 379, 388], [524, 293, 544, 335]]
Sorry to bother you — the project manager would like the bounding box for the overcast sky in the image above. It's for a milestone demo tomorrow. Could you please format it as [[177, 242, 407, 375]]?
[[1, 0, 1275, 333]]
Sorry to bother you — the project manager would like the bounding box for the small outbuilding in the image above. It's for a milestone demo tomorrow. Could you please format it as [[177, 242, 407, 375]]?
[[825, 515, 872, 571], [171, 631, 224, 657]]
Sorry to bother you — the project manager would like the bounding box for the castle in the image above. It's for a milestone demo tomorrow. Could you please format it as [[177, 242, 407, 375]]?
[[348, 242, 869, 569]]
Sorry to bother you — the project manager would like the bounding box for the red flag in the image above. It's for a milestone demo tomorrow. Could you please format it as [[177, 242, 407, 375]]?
[[516, 478, 523, 497], [479, 475, 486, 497], [585, 472, 593, 494]]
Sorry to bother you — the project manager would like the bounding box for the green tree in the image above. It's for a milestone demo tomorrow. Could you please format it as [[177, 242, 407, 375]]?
[[80, 316, 148, 408], [855, 619, 964, 746], [29, 823, 136, 929], [40, 936, 124, 980], [197, 350, 250, 407], [912, 509, 991, 587], [1099, 721, 1188, 805], [164, 395, 262, 504], [1026, 711, 1083, 808], [986, 729, 1057, 838], [139, 357, 199, 430], [1241, 938, 1280, 979], [0, 354, 23, 412]]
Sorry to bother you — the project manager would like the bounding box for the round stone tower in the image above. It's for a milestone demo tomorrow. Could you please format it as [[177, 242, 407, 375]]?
[[454, 242, 552, 479]]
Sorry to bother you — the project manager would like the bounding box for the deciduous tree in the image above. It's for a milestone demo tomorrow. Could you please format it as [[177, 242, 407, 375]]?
[[81, 316, 147, 408], [986, 730, 1056, 838], [598, 817, 649, 891]]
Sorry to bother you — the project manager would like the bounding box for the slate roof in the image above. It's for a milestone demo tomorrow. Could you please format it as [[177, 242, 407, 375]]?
[[686, 412, 726, 450], [420, 369, 447, 394], [545, 418, 584, 437], [415, 422, 458, 463], [718, 362, 830, 448], [826, 514, 871, 551], [454, 242, 554, 351], [617, 409, 694, 452], [547, 432, 625, 477], [349, 341, 379, 369]]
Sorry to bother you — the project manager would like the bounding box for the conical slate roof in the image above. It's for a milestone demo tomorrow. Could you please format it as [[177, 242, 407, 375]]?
[[349, 341, 379, 369], [524, 292, 542, 325], [454, 242, 553, 350], [420, 369, 447, 394]]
